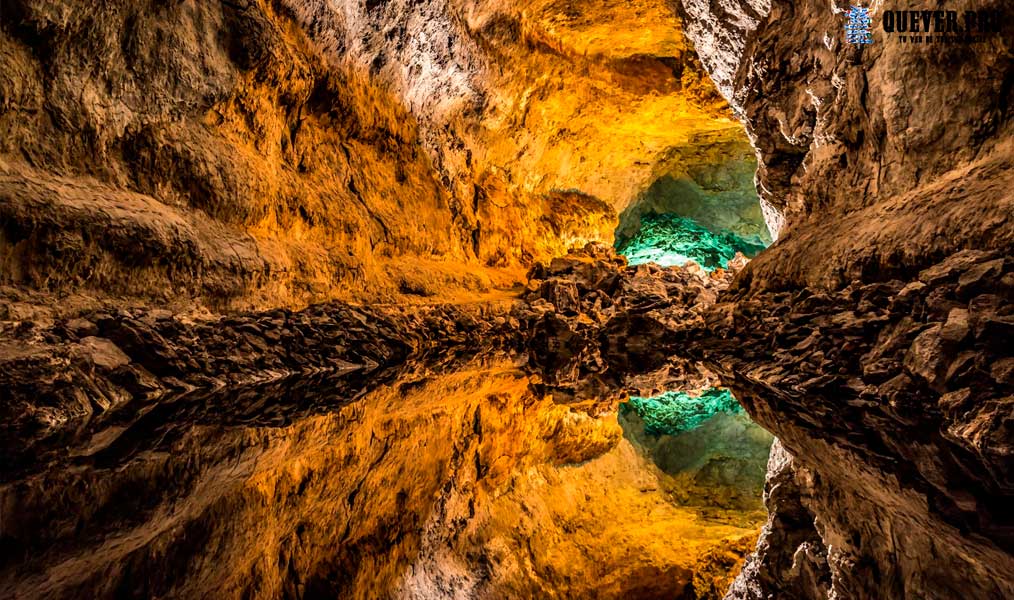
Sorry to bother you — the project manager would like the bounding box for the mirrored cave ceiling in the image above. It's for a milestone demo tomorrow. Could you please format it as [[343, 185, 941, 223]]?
[[3, 0, 1014, 599]]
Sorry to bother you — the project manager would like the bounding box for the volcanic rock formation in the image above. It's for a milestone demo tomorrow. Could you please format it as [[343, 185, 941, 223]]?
[[0, 0, 742, 312], [1, 246, 768, 599], [675, 0, 1014, 597], [1, 0, 1013, 598]]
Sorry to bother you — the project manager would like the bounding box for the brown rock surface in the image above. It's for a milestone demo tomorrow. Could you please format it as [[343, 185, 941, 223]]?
[[1, 243, 774, 598], [0, 355, 762, 599], [0, 0, 744, 310], [678, 0, 1014, 285], [699, 250, 1014, 600], [2, 0, 1013, 597], [674, 2, 1014, 596]]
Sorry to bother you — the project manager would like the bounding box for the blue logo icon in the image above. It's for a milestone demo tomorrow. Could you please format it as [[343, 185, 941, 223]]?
[[845, 6, 874, 44]]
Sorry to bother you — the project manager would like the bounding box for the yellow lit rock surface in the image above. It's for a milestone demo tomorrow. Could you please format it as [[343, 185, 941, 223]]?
[[0, 2, 765, 597], [0, 360, 760, 599], [0, 0, 749, 311]]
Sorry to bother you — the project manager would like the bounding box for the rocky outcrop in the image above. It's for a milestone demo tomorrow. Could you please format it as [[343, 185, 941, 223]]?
[[0, 0, 744, 311], [0, 299, 523, 473], [0, 243, 736, 473], [677, 0, 1014, 283], [0, 348, 762, 599], [1, 0, 485, 308], [521, 244, 743, 410], [724, 440, 828, 600], [5, 231, 1012, 598], [513, 245, 1014, 598], [701, 250, 1014, 598], [673, 1, 1014, 597], [3, 0, 1014, 597]]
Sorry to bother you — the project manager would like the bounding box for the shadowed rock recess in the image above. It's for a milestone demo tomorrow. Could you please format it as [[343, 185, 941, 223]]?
[[0, 0, 1012, 599]]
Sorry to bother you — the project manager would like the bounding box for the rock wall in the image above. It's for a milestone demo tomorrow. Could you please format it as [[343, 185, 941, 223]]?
[[704, 251, 1014, 599], [675, 1, 1014, 597], [0, 243, 735, 464], [0, 0, 745, 312], [0, 244, 773, 599], [6, 210, 1012, 599], [677, 0, 1014, 287], [4, 0, 1013, 597], [722, 440, 829, 600], [0, 351, 762, 599], [616, 139, 769, 245]]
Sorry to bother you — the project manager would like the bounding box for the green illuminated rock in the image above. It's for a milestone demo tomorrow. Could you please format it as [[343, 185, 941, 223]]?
[[616, 214, 768, 270], [621, 388, 743, 436]]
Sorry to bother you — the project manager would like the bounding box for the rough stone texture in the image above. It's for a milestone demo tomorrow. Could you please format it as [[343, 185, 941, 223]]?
[[3, 0, 1014, 597], [677, 0, 1014, 281], [0, 243, 776, 598], [0, 353, 761, 600], [672, 1, 1014, 597], [0, 298, 513, 472], [723, 440, 828, 600], [0, 0, 743, 311], [621, 406, 773, 513], [521, 243, 743, 411], [0, 243, 735, 470], [616, 139, 771, 246], [700, 251, 1014, 599], [3, 236, 1014, 599]]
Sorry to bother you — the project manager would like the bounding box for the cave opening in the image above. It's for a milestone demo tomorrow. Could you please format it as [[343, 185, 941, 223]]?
[[614, 141, 773, 270], [619, 388, 774, 514]]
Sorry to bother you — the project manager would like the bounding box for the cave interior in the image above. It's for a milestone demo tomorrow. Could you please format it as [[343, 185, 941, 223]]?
[[0, 0, 1012, 599]]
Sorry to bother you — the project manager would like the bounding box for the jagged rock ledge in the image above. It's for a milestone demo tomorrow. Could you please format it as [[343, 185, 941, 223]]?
[[0, 243, 740, 473], [705, 250, 1014, 599]]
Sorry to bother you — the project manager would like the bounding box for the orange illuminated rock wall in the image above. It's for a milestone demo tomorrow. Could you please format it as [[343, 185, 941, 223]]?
[[0, 0, 749, 313], [0, 359, 760, 599]]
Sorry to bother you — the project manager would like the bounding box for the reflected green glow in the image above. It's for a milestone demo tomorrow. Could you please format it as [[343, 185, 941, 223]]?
[[616, 214, 768, 271], [621, 388, 742, 436]]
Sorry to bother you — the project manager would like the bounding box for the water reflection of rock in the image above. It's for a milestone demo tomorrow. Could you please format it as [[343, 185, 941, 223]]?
[[1, 354, 763, 599], [620, 406, 773, 514]]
